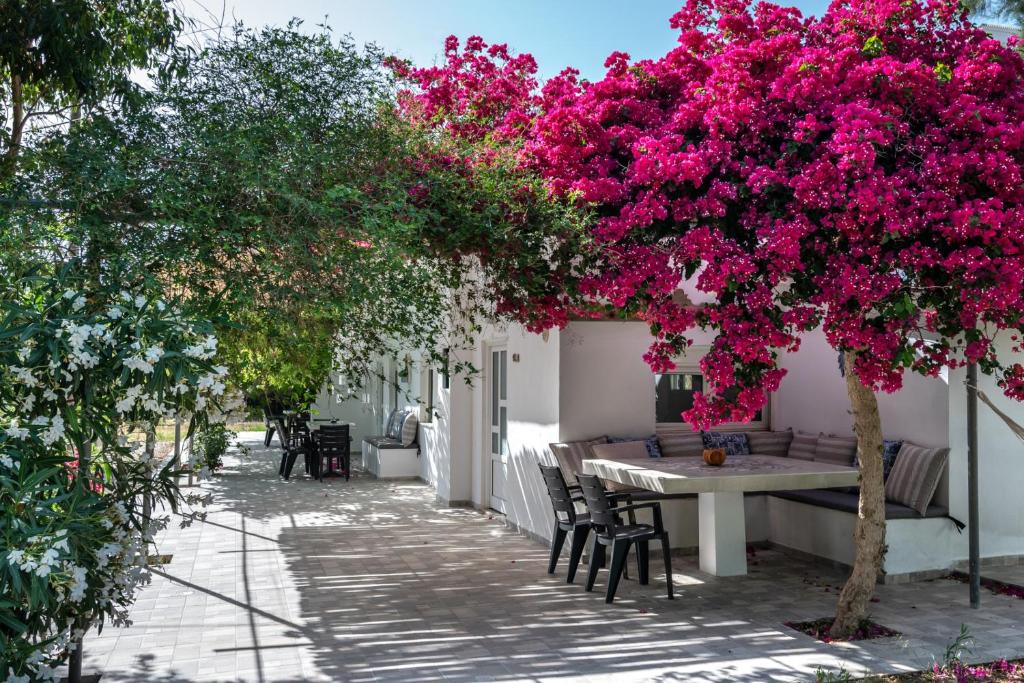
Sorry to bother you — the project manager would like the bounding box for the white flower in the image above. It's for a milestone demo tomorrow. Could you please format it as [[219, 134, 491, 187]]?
[[39, 415, 64, 446], [0, 455, 14, 469], [144, 345, 164, 364], [62, 290, 77, 300], [10, 366, 38, 388], [71, 296, 86, 311], [20, 394, 35, 413], [35, 563, 51, 578], [68, 564, 88, 602], [134, 295, 146, 308], [5, 420, 28, 440], [123, 357, 154, 374], [106, 305, 123, 320], [43, 389, 57, 401], [5, 668, 30, 683], [7, 549, 24, 567], [156, 301, 166, 311]]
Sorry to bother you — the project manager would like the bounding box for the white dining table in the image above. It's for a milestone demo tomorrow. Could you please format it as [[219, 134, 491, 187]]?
[[582, 454, 860, 577]]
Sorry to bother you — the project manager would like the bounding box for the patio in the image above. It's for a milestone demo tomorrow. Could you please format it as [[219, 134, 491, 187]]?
[[80, 433, 1024, 682]]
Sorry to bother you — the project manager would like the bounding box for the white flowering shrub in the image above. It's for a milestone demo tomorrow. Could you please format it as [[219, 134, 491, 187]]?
[[0, 267, 228, 680]]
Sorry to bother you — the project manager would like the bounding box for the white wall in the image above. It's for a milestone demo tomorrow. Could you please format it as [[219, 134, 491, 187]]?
[[948, 336, 1024, 560], [773, 328, 949, 447], [471, 325, 561, 540]]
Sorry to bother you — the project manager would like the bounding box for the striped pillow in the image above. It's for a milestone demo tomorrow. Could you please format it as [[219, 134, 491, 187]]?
[[549, 436, 609, 484], [702, 431, 751, 455], [746, 429, 794, 457], [399, 411, 419, 447], [816, 434, 858, 466], [788, 431, 818, 460], [658, 431, 704, 457], [885, 443, 949, 515]]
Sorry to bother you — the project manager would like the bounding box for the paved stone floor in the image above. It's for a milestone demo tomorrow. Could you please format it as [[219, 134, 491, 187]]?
[[79, 433, 1023, 682]]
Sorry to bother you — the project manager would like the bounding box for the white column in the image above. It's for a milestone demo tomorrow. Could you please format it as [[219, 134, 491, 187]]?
[[698, 491, 748, 576]]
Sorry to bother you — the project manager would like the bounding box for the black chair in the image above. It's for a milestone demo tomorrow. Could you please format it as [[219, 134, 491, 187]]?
[[316, 424, 351, 482], [577, 473, 674, 603], [538, 464, 594, 584], [278, 419, 309, 480]]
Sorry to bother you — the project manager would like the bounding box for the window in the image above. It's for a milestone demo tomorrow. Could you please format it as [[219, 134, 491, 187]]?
[[655, 371, 767, 430], [422, 367, 435, 423]]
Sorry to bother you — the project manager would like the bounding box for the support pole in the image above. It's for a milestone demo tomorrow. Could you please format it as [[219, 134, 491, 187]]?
[[967, 362, 981, 609]]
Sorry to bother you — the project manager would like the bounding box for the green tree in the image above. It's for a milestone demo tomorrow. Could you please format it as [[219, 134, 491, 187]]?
[[0, 0, 186, 178]]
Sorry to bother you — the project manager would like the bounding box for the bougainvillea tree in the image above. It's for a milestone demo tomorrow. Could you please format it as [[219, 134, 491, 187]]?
[[0, 264, 227, 679], [398, 0, 1024, 635]]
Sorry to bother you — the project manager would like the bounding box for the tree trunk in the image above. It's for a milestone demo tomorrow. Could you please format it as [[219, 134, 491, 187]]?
[[831, 350, 886, 637], [5, 73, 25, 169]]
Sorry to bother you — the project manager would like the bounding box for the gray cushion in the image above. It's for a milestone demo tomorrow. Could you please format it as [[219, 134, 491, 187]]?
[[816, 434, 858, 466], [549, 437, 609, 485], [375, 440, 419, 451], [788, 431, 818, 460], [386, 409, 404, 440], [771, 489, 948, 519], [658, 431, 704, 457], [746, 429, 793, 457], [365, 437, 400, 448], [884, 442, 949, 515]]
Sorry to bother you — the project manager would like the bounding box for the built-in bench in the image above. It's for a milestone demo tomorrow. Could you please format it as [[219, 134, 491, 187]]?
[[362, 408, 420, 479], [770, 489, 949, 520]]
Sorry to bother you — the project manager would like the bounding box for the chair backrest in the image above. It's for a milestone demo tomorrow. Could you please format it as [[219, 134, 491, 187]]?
[[275, 418, 290, 449], [538, 464, 577, 525], [577, 473, 617, 536], [319, 424, 350, 454]]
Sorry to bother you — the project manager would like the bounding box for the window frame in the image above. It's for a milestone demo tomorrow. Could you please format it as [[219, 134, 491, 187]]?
[[654, 357, 770, 433]]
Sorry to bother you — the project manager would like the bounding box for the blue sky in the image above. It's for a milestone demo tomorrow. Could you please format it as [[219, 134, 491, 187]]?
[[182, 0, 833, 80]]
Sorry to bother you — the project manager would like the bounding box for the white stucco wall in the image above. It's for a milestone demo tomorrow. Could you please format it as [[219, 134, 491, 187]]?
[[309, 374, 381, 452], [948, 336, 1024, 560]]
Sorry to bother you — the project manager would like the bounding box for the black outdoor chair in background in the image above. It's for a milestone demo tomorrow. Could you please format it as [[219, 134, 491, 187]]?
[[315, 424, 351, 482], [577, 473, 674, 604], [277, 418, 309, 480]]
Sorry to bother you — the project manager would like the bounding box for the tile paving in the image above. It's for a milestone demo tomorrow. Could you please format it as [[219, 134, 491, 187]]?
[[79, 433, 1024, 682]]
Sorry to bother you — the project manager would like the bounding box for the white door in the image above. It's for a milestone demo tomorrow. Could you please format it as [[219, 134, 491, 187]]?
[[488, 347, 509, 512]]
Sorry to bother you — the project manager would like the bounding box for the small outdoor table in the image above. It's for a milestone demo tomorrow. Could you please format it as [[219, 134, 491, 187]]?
[[581, 455, 859, 577]]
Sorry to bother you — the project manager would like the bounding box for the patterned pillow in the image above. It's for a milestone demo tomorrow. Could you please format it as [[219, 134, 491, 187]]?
[[852, 439, 903, 479], [815, 434, 858, 466], [609, 435, 663, 458], [657, 431, 704, 457], [884, 442, 949, 515], [788, 431, 818, 460], [746, 429, 794, 457], [702, 431, 750, 456], [384, 409, 400, 438]]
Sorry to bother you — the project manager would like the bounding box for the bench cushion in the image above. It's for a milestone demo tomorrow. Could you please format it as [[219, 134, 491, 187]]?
[[374, 440, 419, 451], [815, 434, 857, 466], [364, 437, 401, 448], [658, 431, 703, 457], [770, 489, 948, 519], [885, 442, 949, 515], [592, 440, 648, 460], [549, 437, 609, 485], [747, 429, 793, 458], [788, 431, 818, 460]]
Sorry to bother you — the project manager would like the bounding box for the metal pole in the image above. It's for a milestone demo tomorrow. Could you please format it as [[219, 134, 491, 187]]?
[[967, 362, 981, 609]]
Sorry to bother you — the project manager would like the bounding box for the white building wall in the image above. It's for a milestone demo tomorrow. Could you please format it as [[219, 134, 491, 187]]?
[[948, 336, 1024, 560]]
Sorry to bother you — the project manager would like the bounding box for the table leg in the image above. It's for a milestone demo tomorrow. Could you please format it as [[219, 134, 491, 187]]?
[[698, 491, 747, 576]]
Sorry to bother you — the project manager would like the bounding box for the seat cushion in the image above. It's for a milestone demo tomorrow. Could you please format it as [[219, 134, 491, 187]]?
[[770, 489, 948, 519], [702, 431, 751, 456], [788, 431, 818, 460], [815, 434, 858, 466], [746, 429, 794, 458], [885, 443, 950, 515], [549, 437, 609, 485], [365, 437, 401, 448], [375, 440, 419, 451]]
